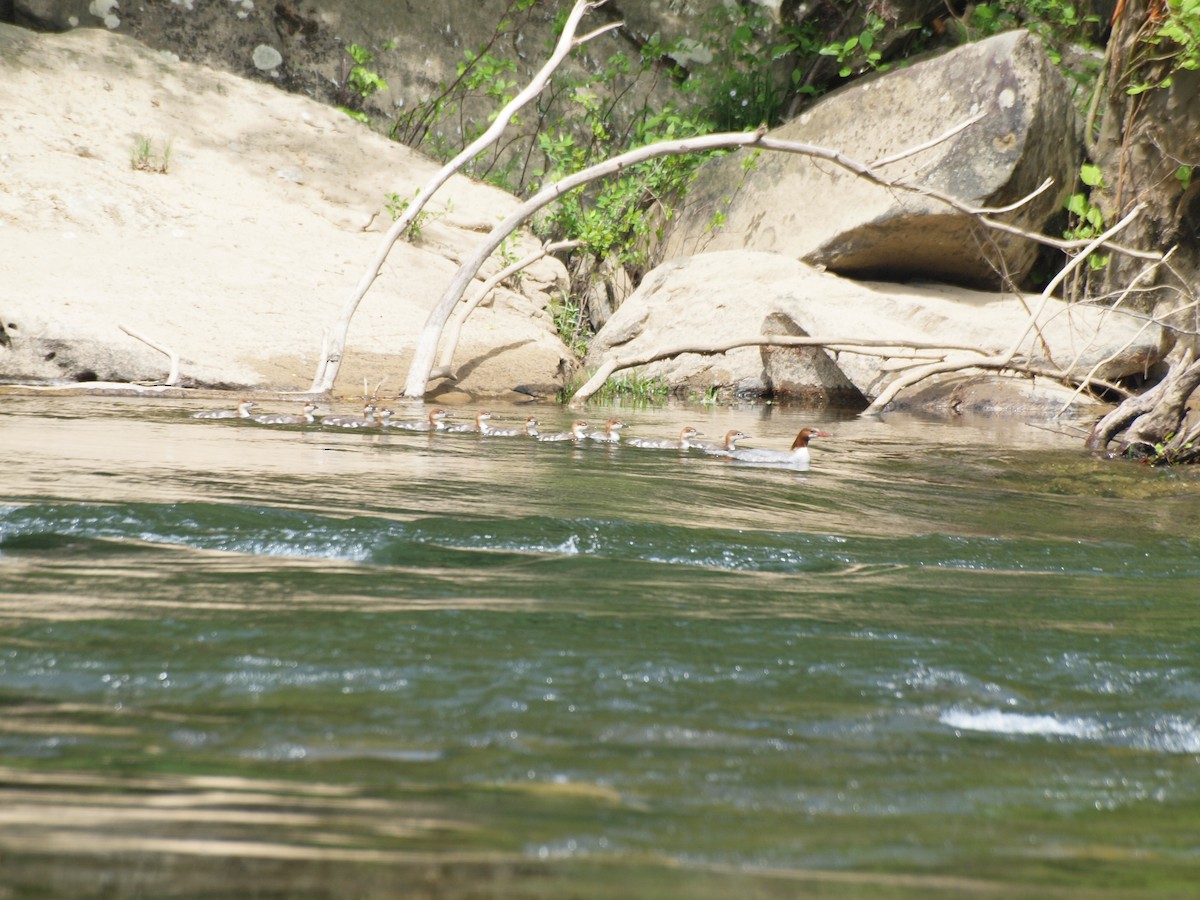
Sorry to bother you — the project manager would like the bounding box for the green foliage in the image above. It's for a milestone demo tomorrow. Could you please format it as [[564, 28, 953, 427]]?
[[547, 291, 589, 359], [1063, 163, 1110, 270], [130, 134, 172, 173], [389, 0, 531, 164], [1141, 430, 1196, 465], [338, 43, 388, 123], [681, 3, 791, 131], [532, 100, 715, 271], [383, 190, 451, 242], [1128, 0, 1200, 94], [595, 370, 670, 404], [347, 44, 388, 100], [496, 235, 522, 275], [563, 368, 670, 405], [817, 12, 890, 79]]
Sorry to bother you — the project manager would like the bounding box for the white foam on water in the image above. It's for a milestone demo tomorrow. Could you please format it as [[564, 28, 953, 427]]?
[[941, 707, 1200, 754], [940, 707, 1102, 740]]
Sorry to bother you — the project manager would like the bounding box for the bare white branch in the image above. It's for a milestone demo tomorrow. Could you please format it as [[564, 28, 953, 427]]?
[[119, 324, 180, 386], [308, 0, 612, 394]]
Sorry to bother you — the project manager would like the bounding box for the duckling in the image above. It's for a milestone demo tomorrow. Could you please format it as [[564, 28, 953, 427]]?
[[391, 407, 451, 431], [586, 417, 627, 443], [193, 399, 257, 419], [253, 401, 319, 425], [536, 420, 590, 442], [627, 425, 702, 450], [322, 404, 377, 428], [487, 416, 539, 437], [690, 429, 749, 453], [445, 410, 494, 434]]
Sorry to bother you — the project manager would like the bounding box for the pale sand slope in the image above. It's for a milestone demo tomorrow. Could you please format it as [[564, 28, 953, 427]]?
[[0, 23, 571, 398]]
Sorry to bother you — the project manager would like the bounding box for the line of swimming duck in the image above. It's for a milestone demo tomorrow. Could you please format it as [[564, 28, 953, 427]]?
[[191, 402, 831, 469]]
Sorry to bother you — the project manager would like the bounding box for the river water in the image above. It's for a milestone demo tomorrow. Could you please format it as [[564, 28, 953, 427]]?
[[1, 396, 1197, 898]]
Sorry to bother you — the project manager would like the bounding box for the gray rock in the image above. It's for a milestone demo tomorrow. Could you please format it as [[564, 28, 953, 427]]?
[[662, 31, 1080, 288], [587, 252, 1169, 409]]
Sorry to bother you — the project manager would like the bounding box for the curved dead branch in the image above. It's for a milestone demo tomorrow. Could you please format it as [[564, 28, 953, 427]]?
[[400, 119, 1165, 399], [863, 203, 1148, 414], [119, 324, 180, 386], [567, 335, 989, 406]]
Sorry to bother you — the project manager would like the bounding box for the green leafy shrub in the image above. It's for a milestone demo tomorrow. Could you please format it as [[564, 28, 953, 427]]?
[[1063, 162, 1110, 271], [1127, 0, 1200, 94]]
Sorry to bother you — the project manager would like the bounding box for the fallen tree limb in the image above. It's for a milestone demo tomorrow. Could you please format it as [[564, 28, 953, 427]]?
[[566, 334, 1130, 407], [119, 324, 180, 386], [567, 335, 987, 406], [308, 0, 615, 394], [1055, 247, 1175, 416], [862, 203, 1148, 414]]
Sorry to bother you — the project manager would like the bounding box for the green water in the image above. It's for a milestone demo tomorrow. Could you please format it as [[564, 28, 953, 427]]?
[[0, 397, 1197, 898]]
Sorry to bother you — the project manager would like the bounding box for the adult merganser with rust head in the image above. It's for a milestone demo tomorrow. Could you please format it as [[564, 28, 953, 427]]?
[[720, 427, 832, 470], [587, 417, 627, 443], [321, 404, 377, 428], [691, 429, 748, 453], [627, 425, 702, 450], [487, 416, 539, 437], [391, 407, 451, 431], [253, 401, 319, 425], [537, 420, 589, 442], [446, 410, 494, 434], [193, 399, 258, 419]]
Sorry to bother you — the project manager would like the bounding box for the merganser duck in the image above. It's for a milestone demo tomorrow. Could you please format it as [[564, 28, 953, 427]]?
[[445, 410, 494, 434], [690, 429, 749, 453], [537, 420, 590, 442], [391, 407, 451, 431], [720, 427, 832, 469], [253, 401, 319, 425], [321, 404, 377, 428], [627, 426, 702, 450], [193, 399, 258, 419], [587, 417, 627, 443], [486, 416, 539, 437]]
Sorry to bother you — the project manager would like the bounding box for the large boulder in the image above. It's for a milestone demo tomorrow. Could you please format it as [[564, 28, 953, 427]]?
[[585, 251, 1170, 409], [0, 24, 569, 396], [661, 30, 1081, 288]]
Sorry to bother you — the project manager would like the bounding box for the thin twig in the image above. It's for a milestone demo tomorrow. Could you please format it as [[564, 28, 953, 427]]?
[[869, 111, 986, 167]]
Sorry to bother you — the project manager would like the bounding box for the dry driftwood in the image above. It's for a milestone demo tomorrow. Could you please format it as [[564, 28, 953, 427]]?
[[1087, 349, 1200, 459]]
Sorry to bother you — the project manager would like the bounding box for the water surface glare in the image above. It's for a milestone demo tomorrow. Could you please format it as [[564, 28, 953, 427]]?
[[1, 397, 1198, 897]]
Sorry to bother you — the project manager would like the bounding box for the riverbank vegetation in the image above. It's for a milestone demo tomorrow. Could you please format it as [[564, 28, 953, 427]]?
[[316, 0, 1200, 463]]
